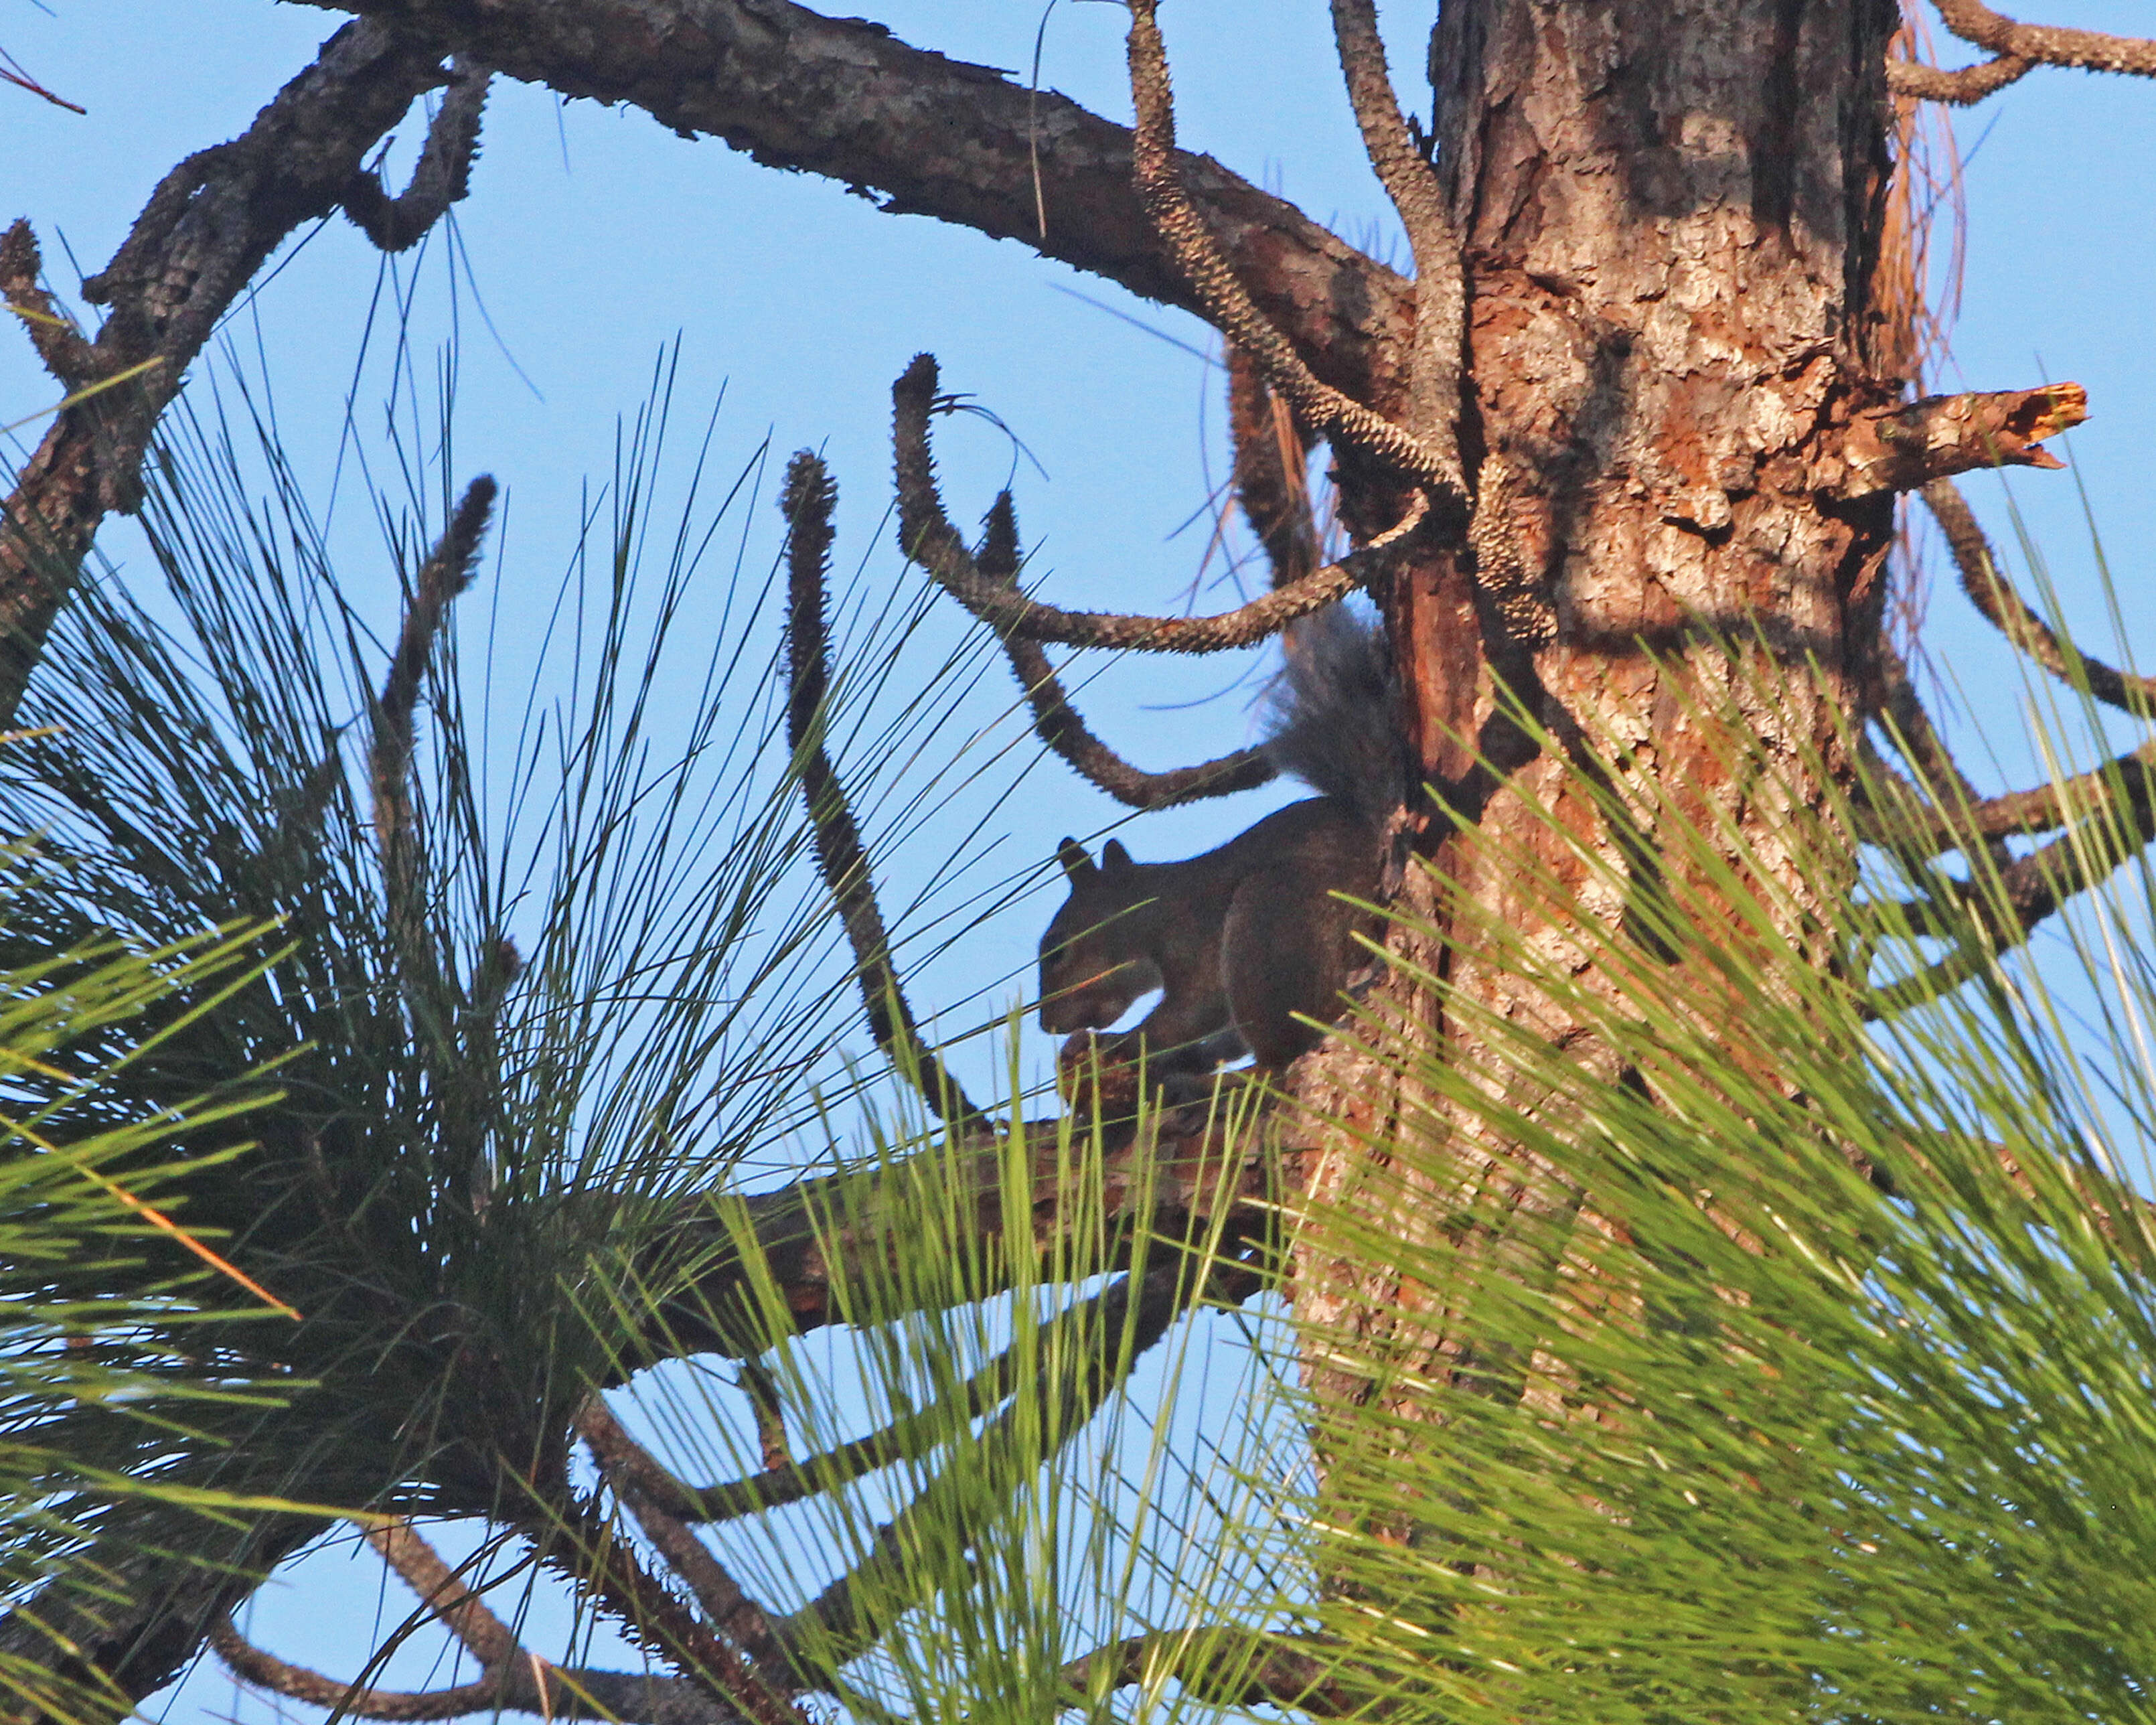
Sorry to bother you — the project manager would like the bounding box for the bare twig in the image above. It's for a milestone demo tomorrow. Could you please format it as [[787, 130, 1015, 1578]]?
[[0, 21, 459, 726], [1836, 384, 2085, 496], [1871, 755, 2156, 1015], [1124, 0, 1456, 498], [1855, 644, 2016, 862], [1864, 737, 2156, 858], [971, 490, 1274, 806], [1923, 477, 2156, 717], [893, 355, 1428, 654], [1927, 0, 2156, 79], [781, 453, 986, 1128], [342, 57, 491, 251], [1326, 0, 1464, 479]]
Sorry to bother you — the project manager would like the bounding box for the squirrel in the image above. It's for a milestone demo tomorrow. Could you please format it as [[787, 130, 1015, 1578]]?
[[1038, 604, 1412, 1075]]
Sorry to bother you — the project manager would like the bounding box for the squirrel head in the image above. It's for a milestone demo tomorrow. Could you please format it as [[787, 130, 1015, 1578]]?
[[1037, 836, 1158, 1034]]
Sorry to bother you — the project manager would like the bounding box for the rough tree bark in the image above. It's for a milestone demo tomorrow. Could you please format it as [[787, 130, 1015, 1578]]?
[[1289, 0, 1903, 1410]]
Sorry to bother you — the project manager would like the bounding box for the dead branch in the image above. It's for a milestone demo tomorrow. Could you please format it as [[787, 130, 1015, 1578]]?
[[773, 1262, 1193, 1672], [971, 490, 1274, 808], [0, 225, 98, 386], [525, 1489, 807, 1725], [0, 22, 459, 727], [341, 57, 491, 250], [739, 1359, 790, 1471], [1060, 1628, 1354, 1714], [208, 1611, 730, 1724], [1227, 348, 1321, 591], [372, 475, 497, 952], [1866, 739, 2156, 858], [365, 1518, 520, 1669], [1886, 51, 2033, 102], [781, 453, 986, 1129], [893, 354, 1428, 654], [286, 0, 1407, 411], [1326, 0, 1465, 479], [1836, 384, 2085, 497], [1871, 754, 2156, 1014], [1922, 477, 2156, 717], [1124, 0, 1454, 498], [1855, 644, 2017, 862], [576, 1400, 793, 1693], [637, 1246, 1207, 1525], [1926, 0, 2156, 80]]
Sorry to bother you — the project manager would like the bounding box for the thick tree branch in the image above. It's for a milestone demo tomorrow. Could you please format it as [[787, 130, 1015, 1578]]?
[[1928, 0, 2156, 79], [0, 21, 457, 726], [1923, 478, 2156, 717], [781, 453, 986, 1128], [283, 0, 1409, 411], [894, 354, 1427, 654], [644, 1238, 1221, 1527], [972, 492, 1274, 808], [1835, 383, 2085, 497], [617, 1096, 1272, 1377]]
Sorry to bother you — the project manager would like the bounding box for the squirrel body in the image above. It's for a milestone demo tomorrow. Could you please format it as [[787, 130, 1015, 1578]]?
[[1038, 606, 1407, 1073]]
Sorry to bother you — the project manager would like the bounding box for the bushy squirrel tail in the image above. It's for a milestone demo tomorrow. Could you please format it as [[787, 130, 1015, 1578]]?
[[1259, 603, 1416, 832]]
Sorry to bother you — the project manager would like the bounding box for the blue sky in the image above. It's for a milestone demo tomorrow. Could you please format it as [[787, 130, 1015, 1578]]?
[[9, 3, 2156, 1718]]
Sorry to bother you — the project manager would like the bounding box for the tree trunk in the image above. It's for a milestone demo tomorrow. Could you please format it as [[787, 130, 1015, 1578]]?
[[1290, 0, 1901, 1415]]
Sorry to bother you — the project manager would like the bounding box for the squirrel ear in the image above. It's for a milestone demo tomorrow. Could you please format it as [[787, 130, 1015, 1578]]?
[[1055, 837, 1095, 881], [1101, 838, 1134, 872]]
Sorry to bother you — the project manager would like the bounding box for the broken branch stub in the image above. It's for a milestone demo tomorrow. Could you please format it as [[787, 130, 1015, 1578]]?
[[1835, 382, 2085, 497]]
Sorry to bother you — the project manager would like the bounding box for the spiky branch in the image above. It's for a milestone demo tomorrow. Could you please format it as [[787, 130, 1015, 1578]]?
[[967, 490, 1274, 808], [208, 1519, 732, 1725], [893, 354, 1428, 654], [1890, 0, 2156, 102], [781, 452, 986, 1128]]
